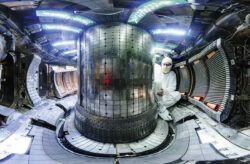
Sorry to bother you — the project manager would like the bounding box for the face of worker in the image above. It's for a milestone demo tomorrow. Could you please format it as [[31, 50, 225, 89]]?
[[161, 57, 172, 74]]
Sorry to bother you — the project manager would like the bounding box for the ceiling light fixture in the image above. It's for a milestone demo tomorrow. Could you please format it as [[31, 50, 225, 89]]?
[[151, 47, 173, 54], [128, 0, 187, 24], [151, 28, 187, 36], [52, 40, 76, 47], [62, 49, 78, 55], [36, 10, 95, 26], [42, 24, 82, 33]]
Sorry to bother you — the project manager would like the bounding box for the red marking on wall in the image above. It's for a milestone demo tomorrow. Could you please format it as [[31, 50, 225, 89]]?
[[102, 72, 112, 87]]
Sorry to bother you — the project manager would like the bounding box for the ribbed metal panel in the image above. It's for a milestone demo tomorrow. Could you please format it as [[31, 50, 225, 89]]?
[[26, 55, 42, 106], [204, 51, 228, 106], [185, 39, 236, 122], [191, 60, 209, 98], [178, 66, 191, 94]]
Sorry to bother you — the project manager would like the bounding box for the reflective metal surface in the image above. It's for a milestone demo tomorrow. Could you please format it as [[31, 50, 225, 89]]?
[[62, 114, 169, 156], [75, 23, 157, 143], [0, 35, 6, 61]]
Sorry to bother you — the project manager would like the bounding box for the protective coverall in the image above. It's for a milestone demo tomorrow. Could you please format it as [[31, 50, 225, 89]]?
[[154, 57, 181, 120]]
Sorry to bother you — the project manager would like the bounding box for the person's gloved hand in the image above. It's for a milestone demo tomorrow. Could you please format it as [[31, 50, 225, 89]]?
[[157, 89, 164, 96]]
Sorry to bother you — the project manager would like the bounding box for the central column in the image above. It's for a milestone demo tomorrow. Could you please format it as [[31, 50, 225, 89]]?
[[75, 23, 157, 143]]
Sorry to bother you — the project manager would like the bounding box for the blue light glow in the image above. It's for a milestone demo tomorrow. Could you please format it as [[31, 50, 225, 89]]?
[[151, 28, 187, 36], [62, 49, 78, 55], [42, 24, 82, 33], [151, 43, 174, 54], [36, 10, 95, 26], [151, 47, 173, 54], [156, 42, 178, 49], [72, 56, 78, 60], [128, 0, 187, 24], [52, 40, 75, 47]]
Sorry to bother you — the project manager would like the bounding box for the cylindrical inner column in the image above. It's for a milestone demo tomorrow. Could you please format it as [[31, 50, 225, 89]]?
[[75, 23, 157, 143], [0, 35, 7, 61]]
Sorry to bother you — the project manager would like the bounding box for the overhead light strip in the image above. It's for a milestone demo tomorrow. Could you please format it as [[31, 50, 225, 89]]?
[[62, 49, 78, 55], [52, 40, 75, 47], [42, 24, 82, 33], [128, 0, 187, 24], [151, 47, 173, 54], [36, 10, 95, 26], [151, 28, 187, 36]]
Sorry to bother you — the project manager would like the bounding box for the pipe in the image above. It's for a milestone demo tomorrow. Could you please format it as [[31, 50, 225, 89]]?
[[195, 11, 243, 47], [179, 11, 246, 57]]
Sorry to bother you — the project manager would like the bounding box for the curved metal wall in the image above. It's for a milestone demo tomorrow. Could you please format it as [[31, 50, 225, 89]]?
[[190, 60, 209, 100], [75, 23, 157, 143], [26, 55, 42, 106], [174, 39, 236, 122], [176, 65, 192, 95], [52, 67, 78, 99], [204, 51, 228, 108]]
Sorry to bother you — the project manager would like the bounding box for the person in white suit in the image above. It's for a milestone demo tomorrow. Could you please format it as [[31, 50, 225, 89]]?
[[153, 57, 181, 120]]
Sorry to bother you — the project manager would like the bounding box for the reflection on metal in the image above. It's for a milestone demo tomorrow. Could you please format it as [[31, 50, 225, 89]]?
[[52, 40, 75, 47], [62, 49, 77, 56], [164, 42, 178, 49], [197, 119, 250, 158], [151, 47, 173, 54], [151, 28, 187, 36], [0, 119, 32, 159], [0, 35, 7, 62], [0, 1, 36, 10], [42, 24, 82, 33], [36, 10, 95, 26], [175, 64, 191, 95], [190, 59, 208, 99], [0, 65, 3, 90], [61, 114, 169, 156], [52, 66, 78, 98], [75, 23, 157, 143], [151, 43, 175, 56], [127, 0, 187, 24]]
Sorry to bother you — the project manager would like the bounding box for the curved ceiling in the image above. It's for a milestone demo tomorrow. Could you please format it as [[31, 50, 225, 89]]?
[[0, 0, 248, 65]]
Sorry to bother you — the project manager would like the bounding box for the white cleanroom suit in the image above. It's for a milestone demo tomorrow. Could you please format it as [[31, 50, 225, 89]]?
[[154, 57, 181, 120]]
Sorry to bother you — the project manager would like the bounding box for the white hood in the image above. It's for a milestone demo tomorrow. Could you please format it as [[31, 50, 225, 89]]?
[[161, 57, 172, 74]]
